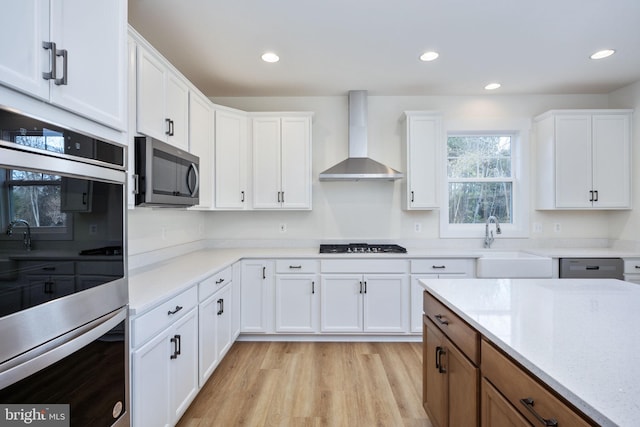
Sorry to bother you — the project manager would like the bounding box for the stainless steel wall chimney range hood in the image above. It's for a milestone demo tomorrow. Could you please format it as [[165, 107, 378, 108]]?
[[319, 90, 404, 181]]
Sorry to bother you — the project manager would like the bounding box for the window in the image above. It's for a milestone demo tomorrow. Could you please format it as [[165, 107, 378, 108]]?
[[441, 128, 529, 239]]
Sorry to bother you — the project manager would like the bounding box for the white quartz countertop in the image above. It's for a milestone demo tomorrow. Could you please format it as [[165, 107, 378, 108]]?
[[418, 278, 640, 427]]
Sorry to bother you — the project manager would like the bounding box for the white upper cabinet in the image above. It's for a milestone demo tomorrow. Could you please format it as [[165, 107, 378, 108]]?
[[215, 108, 249, 210], [402, 112, 441, 210], [0, 0, 127, 131], [189, 91, 214, 209], [136, 39, 189, 150], [252, 114, 312, 210], [535, 110, 632, 210]]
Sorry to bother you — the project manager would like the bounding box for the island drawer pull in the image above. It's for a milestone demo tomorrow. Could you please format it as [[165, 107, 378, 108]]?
[[435, 346, 446, 373], [432, 265, 446, 269], [167, 305, 183, 316], [434, 314, 449, 325], [519, 398, 558, 427], [289, 265, 302, 269]]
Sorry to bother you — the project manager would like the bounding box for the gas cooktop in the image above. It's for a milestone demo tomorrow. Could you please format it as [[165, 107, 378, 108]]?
[[319, 243, 407, 254]]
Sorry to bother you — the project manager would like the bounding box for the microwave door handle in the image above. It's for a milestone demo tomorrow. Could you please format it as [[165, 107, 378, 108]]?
[[0, 308, 126, 389], [187, 163, 199, 196]]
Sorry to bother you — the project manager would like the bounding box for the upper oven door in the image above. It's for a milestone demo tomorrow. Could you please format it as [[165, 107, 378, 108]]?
[[0, 146, 127, 364]]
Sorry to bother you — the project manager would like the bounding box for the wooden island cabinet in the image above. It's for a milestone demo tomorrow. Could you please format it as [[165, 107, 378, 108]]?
[[423, 288, 599, 427]]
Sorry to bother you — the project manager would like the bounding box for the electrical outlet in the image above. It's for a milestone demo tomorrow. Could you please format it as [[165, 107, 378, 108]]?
[[279, 223, 287, 233], [533, 222, 543, 233], [89, 224, 98, 234], [553, 223, 561, 233], [414, 223, 422, 233]]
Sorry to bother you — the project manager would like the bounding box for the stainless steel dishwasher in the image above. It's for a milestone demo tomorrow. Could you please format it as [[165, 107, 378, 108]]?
[[559, 258, 624, 279]]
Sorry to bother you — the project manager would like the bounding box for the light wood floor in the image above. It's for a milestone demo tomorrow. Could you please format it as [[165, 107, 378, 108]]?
[[176, 341, 433, 427]]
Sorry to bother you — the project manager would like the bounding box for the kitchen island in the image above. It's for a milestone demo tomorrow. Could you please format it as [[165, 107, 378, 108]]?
[[419, 278, 640, 427]]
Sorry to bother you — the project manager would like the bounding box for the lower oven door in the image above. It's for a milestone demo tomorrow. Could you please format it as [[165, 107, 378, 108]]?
[[0, 307, 129, 426]]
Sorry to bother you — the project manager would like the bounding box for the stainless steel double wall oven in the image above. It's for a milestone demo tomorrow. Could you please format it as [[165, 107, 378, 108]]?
[[0, 108, 129, 426]]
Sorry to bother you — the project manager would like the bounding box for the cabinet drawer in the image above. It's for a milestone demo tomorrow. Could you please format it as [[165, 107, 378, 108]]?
[[320, 259, 408, 273], [481, 340, 592, 427], [412, 258, 474, 275], [19, 261, 75, 275], [623, 258, 640, 274], [276, 259, 319, 274], [132, 286, 198, 348], [198, 266, 232, 301], [423, 291, 479, 364]]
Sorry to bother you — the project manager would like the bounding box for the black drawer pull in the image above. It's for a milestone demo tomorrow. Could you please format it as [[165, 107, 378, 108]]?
[[289, 265, 302, 269], [215, 278, 225, 284], [519, 398, 558, 426], [167, 305, 183, 315], [170, 334, 181, 359], [434, 314, 449, 325], [432, 265, 446, 269], [435, 346, 446, 373], [586, 266, 600, 270]]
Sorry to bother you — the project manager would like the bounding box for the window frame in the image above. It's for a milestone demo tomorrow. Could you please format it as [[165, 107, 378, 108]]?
[[440, 119, 530, 239]]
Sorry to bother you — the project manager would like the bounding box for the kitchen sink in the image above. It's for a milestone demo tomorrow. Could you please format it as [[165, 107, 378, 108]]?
[[476, 251, 552, 278]]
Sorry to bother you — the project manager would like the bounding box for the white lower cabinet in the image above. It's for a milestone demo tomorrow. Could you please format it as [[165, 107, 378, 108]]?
[[240, 260, 274, 333], [132, 298, 199, 427], [275, 260, 320, 333], [199, 282, 233, 386], [410, 259, 475, 333]]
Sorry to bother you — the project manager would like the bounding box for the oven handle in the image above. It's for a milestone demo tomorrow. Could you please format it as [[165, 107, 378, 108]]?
[[0, 307, 126, 390]]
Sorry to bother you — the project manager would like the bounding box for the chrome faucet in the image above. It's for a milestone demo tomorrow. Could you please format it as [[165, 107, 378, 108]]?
[[6, 219, 32, 251], [484, 215, 501, 249]]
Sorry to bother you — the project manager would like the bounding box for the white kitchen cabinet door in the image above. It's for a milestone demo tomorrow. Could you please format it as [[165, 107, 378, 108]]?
[[403, 112, 441, 210], [252, 117, 282, 209], [591, 114, 631, 208], [215, 109, 249, 209], [554, 114, 593, 208], [320, 275, 364, 332], [136, 43, 189, 150], [281, 116, 312, 209], [0, 0, 126, 131], [251, 114, 312, 210], [198, 293, 220, 387], [215, 284, 233, 358], [0, 0, 50, 100], [275, 274, 319, 333], [132, 328, 171, 427], [169, 307, 199, 425], [189, 91, 214, 209], [240, 260, 273, 333], [363, 274, 409, 333], [231, 263, 242, 339]]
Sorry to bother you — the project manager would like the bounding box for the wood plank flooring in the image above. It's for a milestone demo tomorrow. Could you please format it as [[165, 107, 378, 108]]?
[[176, 341, 432, 427]]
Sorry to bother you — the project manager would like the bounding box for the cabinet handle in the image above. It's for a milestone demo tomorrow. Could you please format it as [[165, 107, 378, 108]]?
[[170, 334, 181, 359], [262, 266, 266, 279], [44, 280, 55, 294], [594, 190, 598, 202], [519, 398, 558, 427], [434, 314, 449, 326], [411, 190, 414, 203], [217, 298, 224, 315], [277, 191, 281, 203], [167, 305, 183, 315], [54, 48, 68, 85], [281, 191, 284, 203], [241, 191, 245, 202], [42, 267, 56, 271], [289, 265, 302, 269], [589, 190, 594, 202], [635, 265, 640, 269], [42, 41, 57, 81], [359, 281, 363, 294], [165, 118, 172, 135], [215, 278, 225, 284], [363, 281, 367, 294], [311, 281, 315, 294], [432, 265, 446, 269], [435, 346, 446, 373], [586, 266, 600, 270]]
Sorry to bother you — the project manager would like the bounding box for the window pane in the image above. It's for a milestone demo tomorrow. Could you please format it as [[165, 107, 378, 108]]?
[[7, 169, 66, 228], [448, 182, 512, 224], [448, 136, 512, 178]]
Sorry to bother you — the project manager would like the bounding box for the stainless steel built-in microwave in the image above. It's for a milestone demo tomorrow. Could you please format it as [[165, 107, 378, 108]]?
[[134, 136, 200, 207]]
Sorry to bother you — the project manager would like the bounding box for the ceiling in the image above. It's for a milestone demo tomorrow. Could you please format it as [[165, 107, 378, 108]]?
[[128, 0, 640, 97]]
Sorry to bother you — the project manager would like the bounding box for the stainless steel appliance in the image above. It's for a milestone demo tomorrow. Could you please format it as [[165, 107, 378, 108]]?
[[319, 243, 407, 254], [0, 108, 128, 426], [559, 258, 624, 279], [134, 136, 199, 207]]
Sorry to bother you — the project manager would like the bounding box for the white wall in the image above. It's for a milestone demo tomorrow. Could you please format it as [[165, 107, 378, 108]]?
[[127, 88, 640, 255]]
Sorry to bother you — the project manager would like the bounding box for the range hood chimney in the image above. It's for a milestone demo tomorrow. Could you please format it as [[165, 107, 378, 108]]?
[[319, 90, 404, 181]]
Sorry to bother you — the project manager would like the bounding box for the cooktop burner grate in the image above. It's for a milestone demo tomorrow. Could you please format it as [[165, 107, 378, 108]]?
[[319, 243, 407, 254]]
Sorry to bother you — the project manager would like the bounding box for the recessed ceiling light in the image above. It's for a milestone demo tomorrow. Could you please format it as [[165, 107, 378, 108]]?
[[484, 83, 501, 90], [261, 52, 279, 63], [590, 49, 615, 60], [419, 51, 439, 62]]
